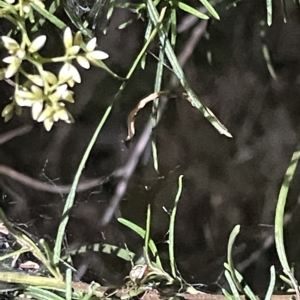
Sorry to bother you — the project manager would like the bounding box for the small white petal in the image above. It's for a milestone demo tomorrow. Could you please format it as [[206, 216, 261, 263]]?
[[69, 64, 81, 83], [73, 32, 83, 46], [15, 97, 34, 107], [62, 90, 74, 102], [58, 63, 72, 83], [56, 84, 68, 95], [86, 50, 109, 61], [43, 118, 54, 131], [1, 36, 19, 51], [53, 111, 59, 122], [3, 56, 17, 64], [61, 90, 74, 103], [37, 106, 52, 122], [63, 27, 73, 49], [5, 60, 21, 78], [28, 35, 47, 53], [27, 74, 44, 86], [41, 70, 57, 85], [50, 84, 68, 102], [56, 108, 69, 121], [68, 45, 80, 55], [31, 85, 44, 99], [1, 103, 14, 117], [76, 55, 90, 69], [16, 89, 35, 100], [86, 37, 97, 52], [31, 101, 43, 120]]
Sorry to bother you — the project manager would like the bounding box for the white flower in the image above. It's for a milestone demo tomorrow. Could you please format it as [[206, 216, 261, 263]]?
[[15, 85, 44, 106], [58, 63, 81, 86], [63, 27, 80, 56], [1, 36, 26, 78], [85, 37, 108, 62], [37, 102, 74, 131], [3, 56, 22, 78], [28, 35, 47, 53], [76, 36, 108, 69], [2, 36, 20, 52]]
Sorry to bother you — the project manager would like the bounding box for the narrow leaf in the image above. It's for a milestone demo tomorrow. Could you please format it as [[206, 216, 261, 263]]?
[[224, 270, 242, 300], [275, 141, 300, 299], [118, 217, 163, 268], [146, 0, 232, 137], [198, 0, 220, 20], [178, 2, 209, 20], [264, 266, 276, 300], [31, 2, 66, 29], [226, 225, 243, 292], [169, 175, 183, 278], [266, 0, 272, 26], [53, 105, 113, 264]]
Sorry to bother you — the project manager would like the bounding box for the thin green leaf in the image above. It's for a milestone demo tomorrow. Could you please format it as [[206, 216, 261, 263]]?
[[279, 274, 292, 286], [141, 20, 153, 69], [222, 288, 235, 300], [264, 266, 276, 300], [170, 7, 177, 47], [31, 2, 66, 30], [90, 59, 126, 80], [0, 272, 63, 287], [224, 270, 242, 300], [266, 0, 272, 26], [280, 0, 287, 23], [169, 175, 183, 278], [275, 141, 300, 299], [118, 19, 133, 29], [146, 0, 232, 138], [178, 2, 209, 20], [53, 105, 113, 264], [66, 268, 72, 300], [226, 225, 242, 292], [231, 266, 257, 300], [118, 217, 163, 268], [151, 35, 166, 171], [31, 0, 61, 31], [262, 44, 277, 80], [25, 286, 65, 300], [198, 0, 220, 20], [0, 248, 28, 261], [275, 143, 300, 271], [144, 204, 151, 257]]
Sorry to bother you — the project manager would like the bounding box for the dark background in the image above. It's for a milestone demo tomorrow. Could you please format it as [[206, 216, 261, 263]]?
[[1, 0, 300, 294]]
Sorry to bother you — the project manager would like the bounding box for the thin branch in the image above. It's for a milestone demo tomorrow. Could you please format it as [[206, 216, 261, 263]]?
[[0, 125, 33, 145], [0, 164, 105, 194]]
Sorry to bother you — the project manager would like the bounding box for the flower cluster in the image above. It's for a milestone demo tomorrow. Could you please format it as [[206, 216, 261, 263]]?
[[1, 24, 109, 131]]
